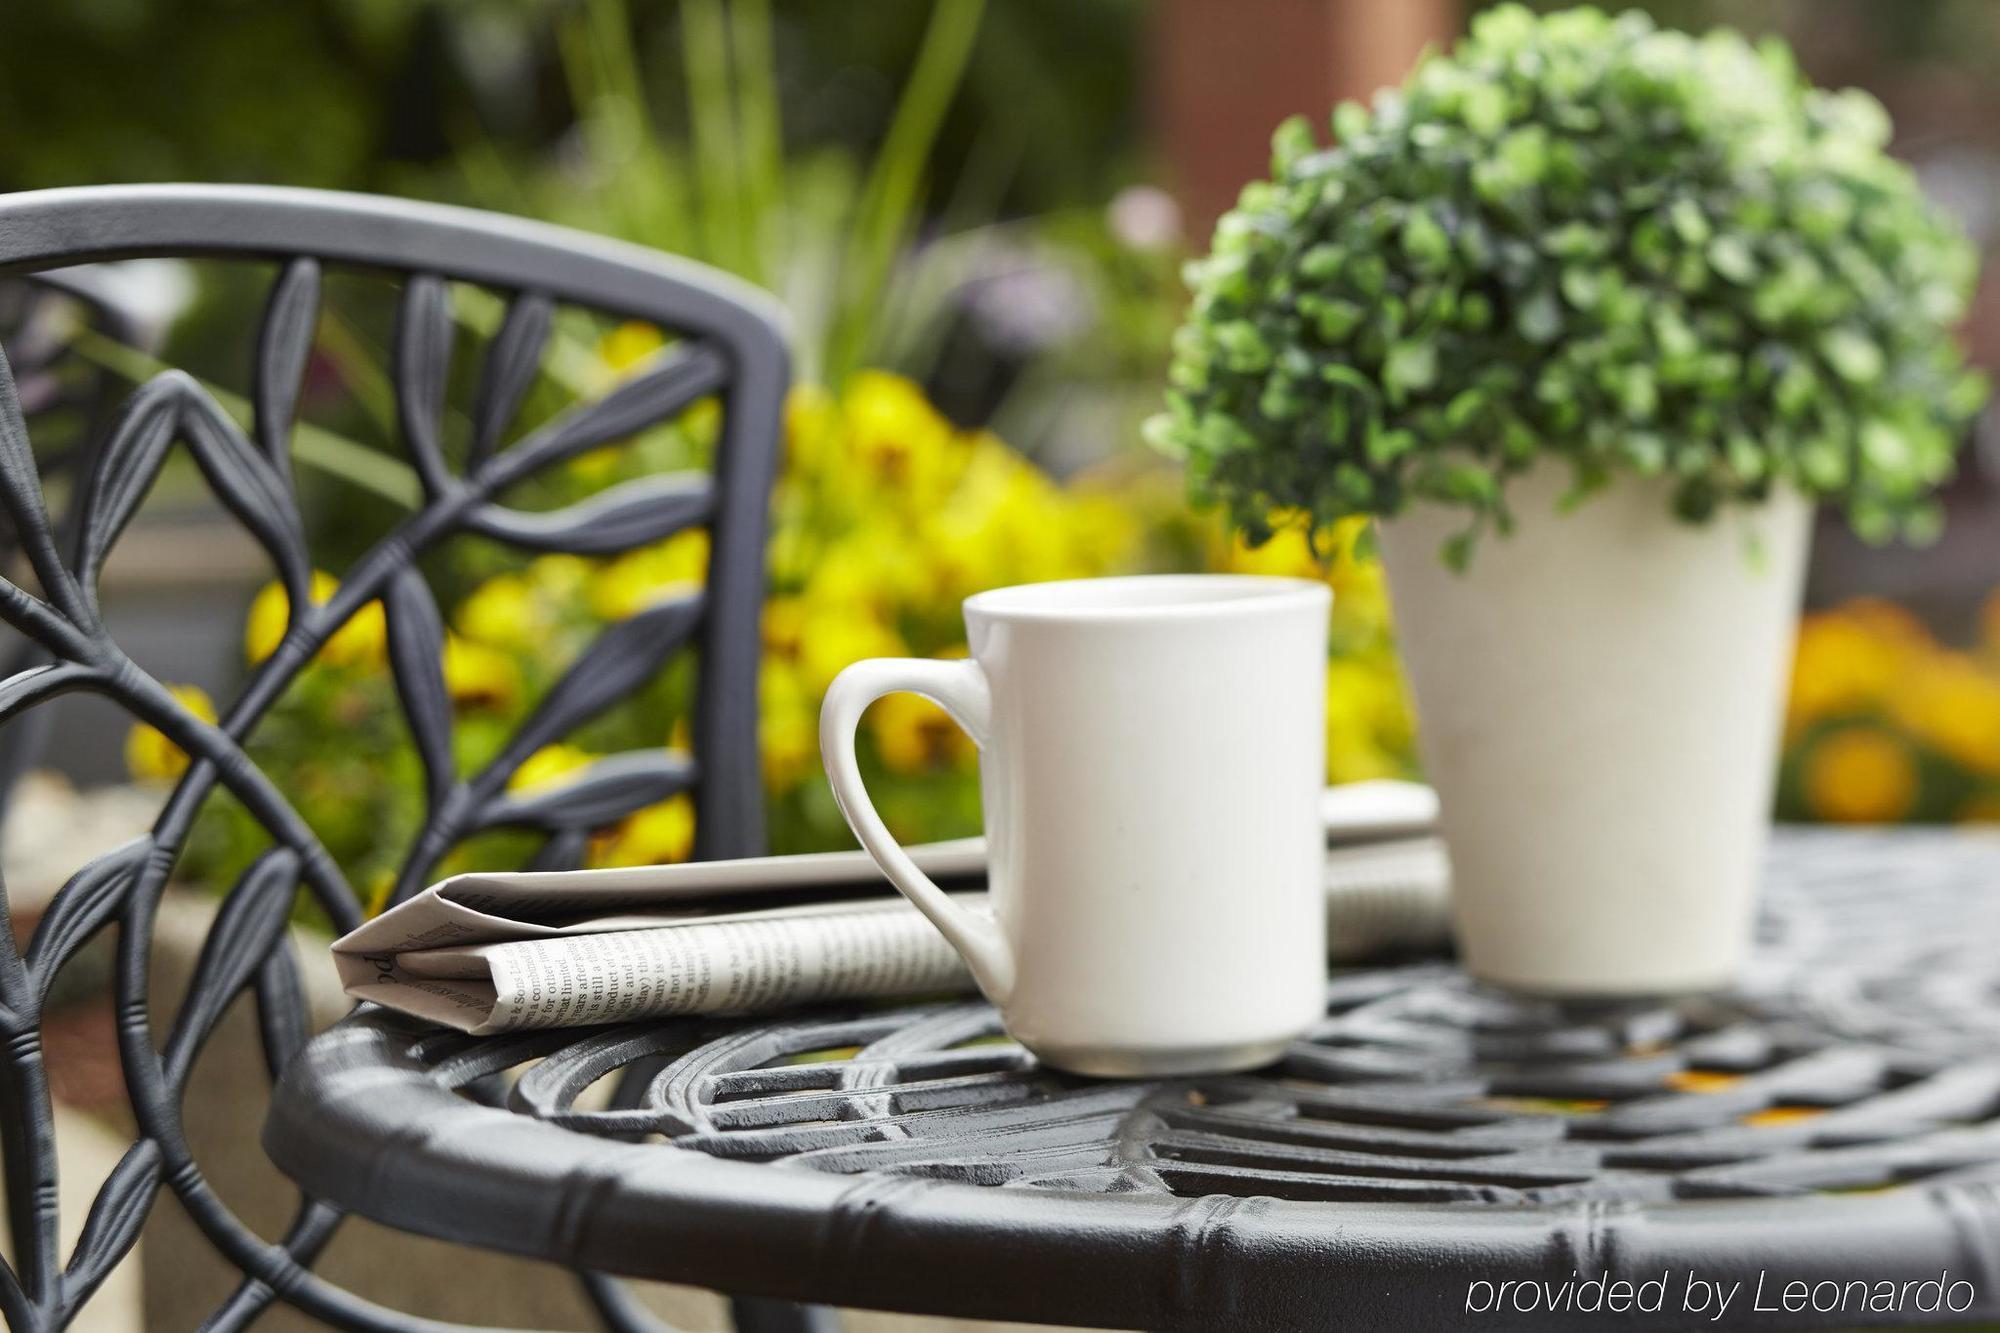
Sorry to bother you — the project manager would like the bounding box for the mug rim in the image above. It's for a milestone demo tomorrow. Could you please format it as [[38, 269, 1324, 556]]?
[[962, 574, 1331, 623]]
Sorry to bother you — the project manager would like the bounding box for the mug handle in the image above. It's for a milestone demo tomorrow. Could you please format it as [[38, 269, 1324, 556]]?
[[820, 657, 1015, 1004]]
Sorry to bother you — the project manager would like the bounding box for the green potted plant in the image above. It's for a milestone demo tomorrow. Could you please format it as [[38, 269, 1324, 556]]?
[[1150, 4, 1987, 994]]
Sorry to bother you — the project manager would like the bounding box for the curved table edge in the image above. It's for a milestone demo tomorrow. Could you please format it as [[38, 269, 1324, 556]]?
[[265, 1009, 2000, 1330]]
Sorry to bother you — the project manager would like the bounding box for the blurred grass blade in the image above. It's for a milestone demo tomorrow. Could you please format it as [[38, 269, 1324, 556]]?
[[826, 0, 987, 386], [564, 0, 691, 254], [731, 0, 785, 284], [314, 309, 398, 438], [681, 0, 747, 277]]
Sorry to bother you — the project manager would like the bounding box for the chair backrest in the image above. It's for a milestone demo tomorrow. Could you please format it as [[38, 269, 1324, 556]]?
[[0, 185, 788, 1330], [0, 273, 134, 806]]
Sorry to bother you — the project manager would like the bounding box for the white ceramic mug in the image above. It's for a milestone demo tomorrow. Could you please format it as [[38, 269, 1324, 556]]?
[[819, 574, 1331, 1076]]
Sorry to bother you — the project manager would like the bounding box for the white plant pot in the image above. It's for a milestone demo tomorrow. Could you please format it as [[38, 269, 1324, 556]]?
[[1376, 464, 1812, 995]]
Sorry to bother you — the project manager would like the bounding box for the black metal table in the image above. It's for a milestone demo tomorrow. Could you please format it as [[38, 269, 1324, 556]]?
[[264, 828, 2000, 1330]]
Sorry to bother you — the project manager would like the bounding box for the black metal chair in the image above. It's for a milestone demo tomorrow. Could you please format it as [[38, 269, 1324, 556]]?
[[0, 273, 139, 807], [0, 185, 792, 1330]]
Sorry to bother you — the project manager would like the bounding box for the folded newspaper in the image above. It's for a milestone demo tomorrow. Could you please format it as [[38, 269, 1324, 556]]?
[[335, 780, 1452, 1035]]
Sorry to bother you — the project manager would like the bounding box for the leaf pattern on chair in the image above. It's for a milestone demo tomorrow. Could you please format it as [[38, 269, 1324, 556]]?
[[470, 291, 554, 467], [394, 274, 456, 497], [23, 838, 151, 1003], [479, 749, 698, 832], [58, 1139, 162, 1312], [382, 566, 457, 815], [462, 471, 714, 552], [163, 847, 304, 1085], [480, 590, 706, 776], [0, 216, 781, 1332], [253, 258, 321, 481]]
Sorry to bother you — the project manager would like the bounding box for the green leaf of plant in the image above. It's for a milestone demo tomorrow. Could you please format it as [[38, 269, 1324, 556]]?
[[1462, 81, 1509, 136], [1271, 115, 1317, 175], [1401, 207, 1452, 271], [1299, 244, 1345, 282], [1819, 328, 1884, 384], [1311, 299, 1364, 343], [1515, 290, 1562, 343], [1365, 424, 1416, 465], [1707, 234, 1757, 283], [1669, 198, 1712, 246], [1383, 341, 1439, 400]]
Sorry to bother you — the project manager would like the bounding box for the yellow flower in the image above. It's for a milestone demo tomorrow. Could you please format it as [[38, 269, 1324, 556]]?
[[456, 573, 538, 649], [1325, 658, 1414, 783], [1888, 652, 2000, 776], [805, 527, 931, 612], [590, 531, 709, 620], [759, 660, 818, 791], [1802, 727, 1917, 823], [868, 659, 977, 775], [442, 633, 521, 710], [797, 604, 906, 694], [783, 383, 840, 471], [325, 604, 388, 669], [243, 570, 386, 668], [594, 795, 695, 867], [1210, 519, 1400, 633], [599, 320, 666, 373], [526, 553, 593, 600], [1327, 554, 1391, 637], [125, 684, 218, 784], [764, 502, 825, 587], [922, 450, 1093, 602], [509, 743, 594, 793], [1786, 604, 1912, 730], [1064, 490, 1145, 576], [243, 580, 290, 664], [841, 370, 962, 503], [1208, 517, 1401, 647], [1220, 526, 1324, 580], [762, 595, 809, 662]]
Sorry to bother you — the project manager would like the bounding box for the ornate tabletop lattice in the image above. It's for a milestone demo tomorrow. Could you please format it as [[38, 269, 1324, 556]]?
[[269, 828, 2000, 1329], [402, 829, 2000, 1203]]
